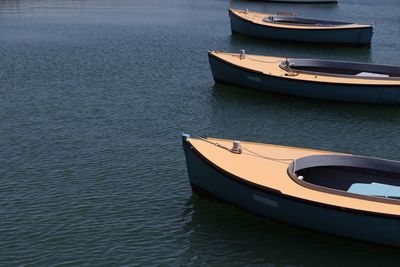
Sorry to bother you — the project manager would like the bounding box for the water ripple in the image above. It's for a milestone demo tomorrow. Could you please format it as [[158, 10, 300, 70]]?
[[1, 0, 400, 265]]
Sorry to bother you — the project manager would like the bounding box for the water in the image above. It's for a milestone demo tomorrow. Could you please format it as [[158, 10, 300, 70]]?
[[1, 0, 400, 265]]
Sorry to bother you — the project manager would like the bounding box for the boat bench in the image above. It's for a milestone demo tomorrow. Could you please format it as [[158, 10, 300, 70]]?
[[348, 182, 400, 198], [355, 72, 389, 78]]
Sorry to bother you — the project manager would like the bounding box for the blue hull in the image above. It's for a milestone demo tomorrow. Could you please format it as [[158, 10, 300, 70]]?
[[209, 53, 400, 103], [229, 10, 373, 45], [261, 0, 337, 2], [182, 135, 400, 246]]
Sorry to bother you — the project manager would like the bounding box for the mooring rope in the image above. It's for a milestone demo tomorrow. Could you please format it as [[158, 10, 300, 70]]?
[[197, 136, 231, 152], [235, 53, 299, 76], [241, 146, 295, 165], [245, 56, 283, 64], [196, 136, 296, 166], [279, 59, 299, 76]]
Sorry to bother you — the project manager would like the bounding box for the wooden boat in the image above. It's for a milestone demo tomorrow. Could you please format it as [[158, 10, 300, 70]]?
[[182, 134, 400, 246], [208, 51, 400, 103], [229, 9, 373, 45], [259, 0, 337, 3]]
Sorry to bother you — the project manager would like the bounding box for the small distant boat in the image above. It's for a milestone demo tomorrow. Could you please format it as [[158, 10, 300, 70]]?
[[229, 9, 373, 45], [259, 0, 337, 3], [208, 51, 400, 103], [182, 134, 400, 246]]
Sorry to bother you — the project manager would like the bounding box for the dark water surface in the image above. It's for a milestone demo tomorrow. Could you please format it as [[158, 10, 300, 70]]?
[[1, 0, 400, 265]]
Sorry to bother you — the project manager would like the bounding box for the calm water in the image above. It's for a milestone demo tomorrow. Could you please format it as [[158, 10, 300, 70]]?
[[1, 0, 400, 265]]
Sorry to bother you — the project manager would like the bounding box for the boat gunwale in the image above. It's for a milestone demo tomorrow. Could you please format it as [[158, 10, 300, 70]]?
[[185, 137, 400, 219], [281, 59, 400, 81], [287, 155, 400, 206], [283, 68, 400, 81], [229, 9, 373, 31], [209, 51, 400, 85], [263, 16, 352, 27], [263, 0, 338, 3], [281, 68, 400, 81]]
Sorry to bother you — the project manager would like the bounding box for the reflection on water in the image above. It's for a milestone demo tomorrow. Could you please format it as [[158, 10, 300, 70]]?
[[0, 0, 400, 264], [211, 83, 400, 122], [0, 0, 20, 10], [229, 34, 372, 61], [208, 84, 400, 159], [229, 0, 339, 12], [182, 194, 400, 266]]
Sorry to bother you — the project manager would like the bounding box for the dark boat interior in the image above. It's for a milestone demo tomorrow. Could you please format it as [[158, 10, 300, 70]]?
[[290, 155, 400, 199], [282, 59, 400, 79], [263, 15, 352, 26]]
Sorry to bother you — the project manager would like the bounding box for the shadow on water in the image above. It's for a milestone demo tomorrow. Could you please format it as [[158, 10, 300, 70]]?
[[182, 193, 400, 266], [228, 34, 373, 61], [210, 83, 400, 124], [0, 0, 20, 9], [205, 83, 400, 159], [229, 0, 339, 10]]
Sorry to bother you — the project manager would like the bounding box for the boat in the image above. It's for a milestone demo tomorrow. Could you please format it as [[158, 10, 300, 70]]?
[[182, 133, 400, 246], [208, 51, 400, 103], [257, 0, 337, 3], [229, 9, 373, 45]]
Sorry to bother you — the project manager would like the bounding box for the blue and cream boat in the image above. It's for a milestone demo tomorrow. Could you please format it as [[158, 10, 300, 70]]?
[[260, 0, 337, 3], [229, 9, 373, 45], [182, 134, 400, 246], [208, 51, 400, 103]]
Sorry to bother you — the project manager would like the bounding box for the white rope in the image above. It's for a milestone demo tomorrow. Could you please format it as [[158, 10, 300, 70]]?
[[236, 54, 299, 76], [245, 56, 283, 64], [241, 147, 294, 165], [279, 59, 299, 76], [196, 137, 296, 166], [197, 136, 231, 152]]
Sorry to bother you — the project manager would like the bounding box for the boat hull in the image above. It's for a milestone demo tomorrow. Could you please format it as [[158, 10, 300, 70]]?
[[208, 53, 400, 103], [182, 136, 400, 246], [261, 0, 337, 2], [230, 10, 373, 45]]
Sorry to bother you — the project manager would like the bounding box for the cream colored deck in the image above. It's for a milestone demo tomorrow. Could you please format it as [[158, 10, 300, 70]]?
[[230, 8, 371, 30], [211, 51, 400, 85], [188, 137, 400, 216]]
